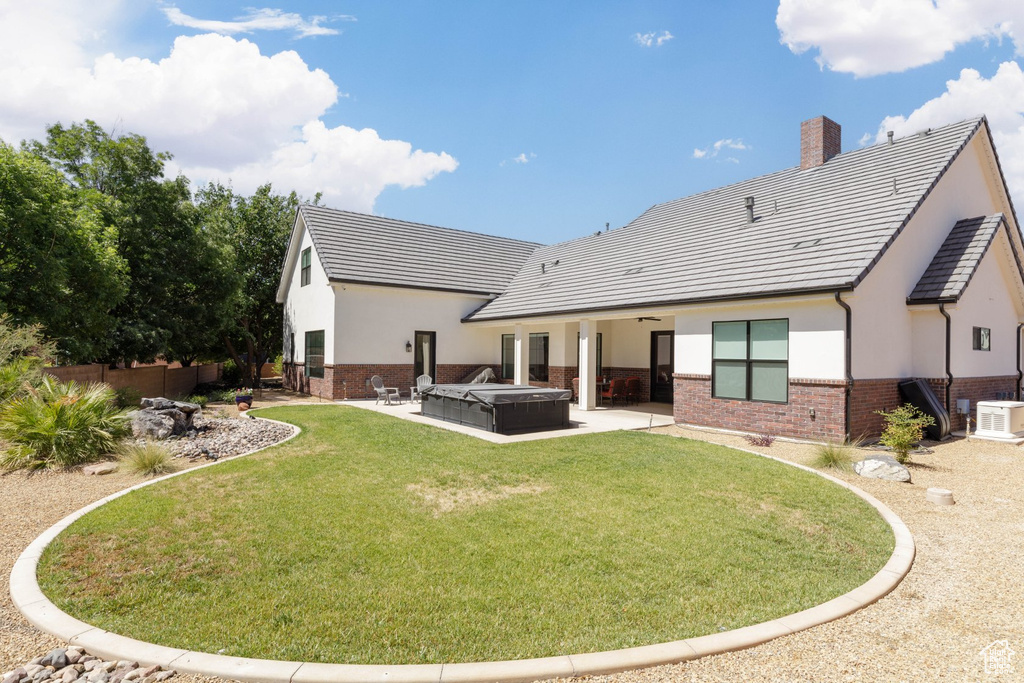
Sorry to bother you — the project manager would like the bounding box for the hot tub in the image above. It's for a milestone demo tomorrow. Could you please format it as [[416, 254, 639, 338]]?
[[420, 384, 571, 435]]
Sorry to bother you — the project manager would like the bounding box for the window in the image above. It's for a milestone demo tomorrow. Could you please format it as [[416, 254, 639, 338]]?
[[973, 326, 991, 351], [501, 334, 515, 379], [304, 330, 324, 378], [712, 319, 788, 402], [289, 333, 295, 364], [529, 332, 549, 382], [300, 247, 311, 287], [576, 332, 603, 377]]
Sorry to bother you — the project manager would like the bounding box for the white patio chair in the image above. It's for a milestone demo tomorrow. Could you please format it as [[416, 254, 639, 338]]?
[[370, 375, 401, 405], [411, 374, 433, 402]]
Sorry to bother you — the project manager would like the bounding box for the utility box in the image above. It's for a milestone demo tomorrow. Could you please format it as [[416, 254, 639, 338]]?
[[975, 401, 1024, 441]]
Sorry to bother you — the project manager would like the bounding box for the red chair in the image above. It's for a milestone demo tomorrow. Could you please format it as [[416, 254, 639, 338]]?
[[625, 377, 641, 405], [601, 378, 626, 406]]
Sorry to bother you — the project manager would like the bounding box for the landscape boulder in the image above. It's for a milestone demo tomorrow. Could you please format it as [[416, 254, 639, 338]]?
[[129, 398, 201, 440], [82, 462, 117, 475], [854, 455, 911, 482]]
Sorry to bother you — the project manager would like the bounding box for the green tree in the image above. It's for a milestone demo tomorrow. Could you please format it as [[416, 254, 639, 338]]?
[[0, 314, 56, 404], [0, 141, 126, 361], [27, 121, 228, 365], [198, 183, 301, 388]]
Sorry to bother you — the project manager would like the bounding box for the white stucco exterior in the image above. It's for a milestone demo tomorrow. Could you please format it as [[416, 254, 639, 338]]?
[[281, 217, 335, 365]]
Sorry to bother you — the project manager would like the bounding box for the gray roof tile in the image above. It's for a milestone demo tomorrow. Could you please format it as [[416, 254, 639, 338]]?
[[908, 214, 1004, 302], [299, 206, 539, 295], [467, 117, 986, 321]]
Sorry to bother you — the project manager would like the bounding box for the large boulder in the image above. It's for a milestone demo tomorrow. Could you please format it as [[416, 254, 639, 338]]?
[[854, 455, 911, 482], [130, 397, 201, 439]]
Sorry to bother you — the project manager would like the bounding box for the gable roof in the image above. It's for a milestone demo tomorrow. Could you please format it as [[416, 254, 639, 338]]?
[[907, 214, 1006, 303], [466, 117, 987, 322], [289, 205, 539, 297]]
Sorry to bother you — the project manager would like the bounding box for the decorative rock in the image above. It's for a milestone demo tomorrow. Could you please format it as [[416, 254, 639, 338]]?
[[40, 651, 68, 670], [153, 672, 175, 681], [237, 402, 250, 412], [854, 455, 911, 482], [3, 668, 27, 683], [137, 667, 159, 679], [129, 398, 201, 439], [82, 462, 117, 476]]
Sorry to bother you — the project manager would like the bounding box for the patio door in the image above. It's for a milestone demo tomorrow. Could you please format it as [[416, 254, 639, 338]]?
[[650, 331, 673, 403], [414, 331, 436, 381]]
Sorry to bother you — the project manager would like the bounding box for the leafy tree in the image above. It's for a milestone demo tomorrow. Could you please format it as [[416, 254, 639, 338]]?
[[26, 121, 228, 365], [0, 141, 126, 361], [0, 314, 56, 404], [198, 183, 301, 388]]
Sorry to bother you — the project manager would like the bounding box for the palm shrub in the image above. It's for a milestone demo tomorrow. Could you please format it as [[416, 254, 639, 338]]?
[[0, 314, 56, 404], [0, 377, 130, 470], [118, 440, 177, 476], [875, 403, 935, 464]]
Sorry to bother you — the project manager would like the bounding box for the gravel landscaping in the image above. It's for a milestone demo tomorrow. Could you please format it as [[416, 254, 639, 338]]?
[[3, 401, 1023, 681]]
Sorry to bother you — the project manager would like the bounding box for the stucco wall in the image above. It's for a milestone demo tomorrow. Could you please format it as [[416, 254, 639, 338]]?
[[333, 284, 499, 365], [852, 136, 1005, 379], [673, 296, 846, 380], [282, 216, 336, 365]]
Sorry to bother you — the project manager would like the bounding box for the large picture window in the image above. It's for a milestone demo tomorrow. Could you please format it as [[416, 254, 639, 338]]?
[[304, 330, 324, 378], [300, 247, 311, 287], [501, 334, 515, 379], [712, 319, 788, 403], [529, 332, 549, 382]]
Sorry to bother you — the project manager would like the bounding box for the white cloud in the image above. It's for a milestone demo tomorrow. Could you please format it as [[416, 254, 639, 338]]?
[[776, 0, 1024, 77], [499, 152, 536, 167], [0, 0, 457, 211], [693, 138, 749, 160], [634, 30, 674, 48], [162, 6, 353, 39], [869, 61, 1024, 204]]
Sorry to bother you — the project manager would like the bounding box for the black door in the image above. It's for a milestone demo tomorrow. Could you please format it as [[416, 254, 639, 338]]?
[[414, 331, 436, 380], [650, 331, 673, 403]]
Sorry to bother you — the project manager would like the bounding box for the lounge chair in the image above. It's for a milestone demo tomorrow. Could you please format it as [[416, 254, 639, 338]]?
[[411, 374, 433, 402], [625, 377, 642, 405], [371, 375, 402, 405], [601, 378, 626, 406]]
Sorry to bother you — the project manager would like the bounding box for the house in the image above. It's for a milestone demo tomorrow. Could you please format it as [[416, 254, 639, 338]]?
[[277, 115, 1024, 440]]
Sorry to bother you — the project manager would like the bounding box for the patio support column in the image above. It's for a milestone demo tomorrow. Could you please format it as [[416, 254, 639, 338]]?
[[579, 319, 597, 410], [513, 324, 530, 385]]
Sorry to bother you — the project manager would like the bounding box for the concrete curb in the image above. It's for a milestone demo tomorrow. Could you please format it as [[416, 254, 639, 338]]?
[[10, 411, 914, 683]]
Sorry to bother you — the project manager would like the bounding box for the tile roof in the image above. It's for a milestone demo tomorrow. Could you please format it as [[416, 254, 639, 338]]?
[[298, 206, 539, 296], [907, 214, 1004, 302], [466, 117, 986, 321]]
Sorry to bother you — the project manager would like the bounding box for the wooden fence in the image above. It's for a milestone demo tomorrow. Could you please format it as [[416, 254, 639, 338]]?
[[44, 363, 222, 399]]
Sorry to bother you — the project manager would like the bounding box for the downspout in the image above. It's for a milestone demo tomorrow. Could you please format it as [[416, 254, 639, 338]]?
[[1017, 323, 1024, 400], [835, 292, 853, 441], [939, 304, 953, 413]]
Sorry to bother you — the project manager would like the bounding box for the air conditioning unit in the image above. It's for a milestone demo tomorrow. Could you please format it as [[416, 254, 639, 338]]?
[[975, 401, 1024, 441]]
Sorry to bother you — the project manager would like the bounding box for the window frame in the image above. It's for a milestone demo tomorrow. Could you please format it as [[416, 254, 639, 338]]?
[[973, 326, 991, 351], [304, 330, 325, 378], [711, 318, 789, 404], [300, 247, 311, 287], [501, 334, 515, 379], [529, 332, 549, 382]]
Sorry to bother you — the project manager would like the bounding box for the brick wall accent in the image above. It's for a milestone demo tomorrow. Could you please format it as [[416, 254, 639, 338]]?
[[800, 116, 841, 169], [674, 374, 847, 441], [949, 375, 1019, 431], [848, 378, 901, 439], [435, 364, 502, 384], [606, 367, 652, 402]]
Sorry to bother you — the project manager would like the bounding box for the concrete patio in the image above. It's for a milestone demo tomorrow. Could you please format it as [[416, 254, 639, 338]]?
[[343, 398, 675, 443]]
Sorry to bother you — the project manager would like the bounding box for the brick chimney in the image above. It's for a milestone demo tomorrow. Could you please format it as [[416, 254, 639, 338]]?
[[800, 116, 841, 169]]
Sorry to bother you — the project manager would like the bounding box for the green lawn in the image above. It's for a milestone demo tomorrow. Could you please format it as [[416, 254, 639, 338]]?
[[39, 406, 893, 664]]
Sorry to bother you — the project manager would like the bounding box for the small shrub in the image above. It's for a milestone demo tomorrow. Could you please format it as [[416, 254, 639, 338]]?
[[222, 359, 242, 386], [213, 388, 237, 403], [186, 394, 208, 408], [113, 385, 143, 409], [811, 440, 856, 471], [0, 377, 129, 470], [118, 440, 177, 476], [272, 353, 284, 377], [875, 404, 935, 464], [0, 314, 56, 404], [744, 433, 775, 447]]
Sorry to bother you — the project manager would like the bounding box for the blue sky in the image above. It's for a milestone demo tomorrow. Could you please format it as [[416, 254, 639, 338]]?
[[2, 1, 1023, 244]]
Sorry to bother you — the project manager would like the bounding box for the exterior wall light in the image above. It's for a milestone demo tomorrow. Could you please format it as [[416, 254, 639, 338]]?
[[406, 341, 413, 352]]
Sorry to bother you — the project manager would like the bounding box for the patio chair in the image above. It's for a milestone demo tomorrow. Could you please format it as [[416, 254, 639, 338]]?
[[571, 377, 580, 404], [601, 378, 626, 406], [411, 374, 433, 402], [370, 375, 402, 405], [625, 377, 642, 405]]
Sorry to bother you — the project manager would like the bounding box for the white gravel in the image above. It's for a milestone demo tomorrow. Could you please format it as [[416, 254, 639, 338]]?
[[3, 401, 1023, 682]]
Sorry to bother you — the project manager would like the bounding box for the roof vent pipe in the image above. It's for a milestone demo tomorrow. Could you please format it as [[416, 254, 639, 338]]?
[[887, 131, 894, 145], [744, 196, 755, 223]]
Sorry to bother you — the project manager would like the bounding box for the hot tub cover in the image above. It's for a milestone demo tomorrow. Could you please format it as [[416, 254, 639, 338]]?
[[421, 383, 571, 405]]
